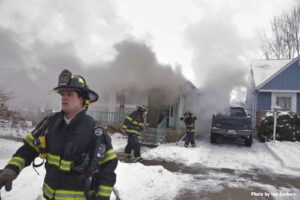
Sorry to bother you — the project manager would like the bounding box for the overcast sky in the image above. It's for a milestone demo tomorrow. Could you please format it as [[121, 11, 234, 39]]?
[[0, 0, 299, 110]]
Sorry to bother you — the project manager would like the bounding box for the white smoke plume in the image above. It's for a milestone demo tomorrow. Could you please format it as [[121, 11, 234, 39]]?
[[184, 6, 250, 136]]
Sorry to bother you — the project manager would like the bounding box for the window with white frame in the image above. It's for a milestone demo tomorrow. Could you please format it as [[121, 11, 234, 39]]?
[[271, 92, 296, 112], [276, 96, 291, 111]]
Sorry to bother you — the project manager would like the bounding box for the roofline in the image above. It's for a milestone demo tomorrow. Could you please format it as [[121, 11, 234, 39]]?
[[259, 89, 300, 93], [256, 55, 300, 89]]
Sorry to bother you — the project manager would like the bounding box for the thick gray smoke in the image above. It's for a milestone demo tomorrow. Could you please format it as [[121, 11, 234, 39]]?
[[184, 9, 250, 136], [0, 37, 189, 113], [87, 40, 188, 107]]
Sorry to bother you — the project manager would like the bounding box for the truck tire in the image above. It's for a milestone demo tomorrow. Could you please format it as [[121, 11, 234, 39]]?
[[210, 132, 217, 144], [245, 135, 252, 147]]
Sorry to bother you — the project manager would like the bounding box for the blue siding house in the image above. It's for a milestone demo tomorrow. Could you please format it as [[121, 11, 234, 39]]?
[[246, 56, 300, 128]]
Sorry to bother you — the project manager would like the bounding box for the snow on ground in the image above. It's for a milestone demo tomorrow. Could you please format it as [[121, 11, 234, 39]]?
[[0, 127, 28, 139], [0, 139, 45, 200], [0, 130, 300, 200], [115, 162, 191, 200], [0, 132, 191, 200], [266, 141, 300, 171], [138, 137, 300, 176]]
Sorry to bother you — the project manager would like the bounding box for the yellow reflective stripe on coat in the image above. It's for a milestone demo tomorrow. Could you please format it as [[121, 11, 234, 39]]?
[[97, 185, 113, 197], [43, 183, 86, 200], [132, 120, 143, 126], [47, 153, 60, 168], [122, 125, 128, 129], [47, 153, 73, 171], [126, 116, 133, 121], [126, 129, 139, 134], [59, 160, 73, 171], [186, 124, 194, 127], [187, 129, 196, 132], [24, 133, 39, 152], [8, 156, 25, 171], [99, 149, 117, 165]]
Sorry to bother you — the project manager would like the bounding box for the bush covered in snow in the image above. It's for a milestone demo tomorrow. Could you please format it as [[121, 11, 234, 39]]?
[[258, 111, 300, 142]]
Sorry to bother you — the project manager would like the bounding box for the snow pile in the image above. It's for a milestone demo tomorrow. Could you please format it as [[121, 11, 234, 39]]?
[[116, 162, 191, 200], [143, 144, 210, 165], [266, 141, 300, 171], [110, 133, 127, 152]]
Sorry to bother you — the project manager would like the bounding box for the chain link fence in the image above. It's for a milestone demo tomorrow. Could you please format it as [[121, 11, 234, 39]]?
[[87, 111, 128, 127]]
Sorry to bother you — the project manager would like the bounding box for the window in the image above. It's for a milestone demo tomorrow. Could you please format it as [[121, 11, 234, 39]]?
[[230, 107, 246, 117], [276, 97, 291, 111]]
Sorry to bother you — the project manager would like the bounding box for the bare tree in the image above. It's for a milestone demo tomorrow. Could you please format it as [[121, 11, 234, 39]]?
[[260, 6, 300, 59], [0, 87, 28, 130]]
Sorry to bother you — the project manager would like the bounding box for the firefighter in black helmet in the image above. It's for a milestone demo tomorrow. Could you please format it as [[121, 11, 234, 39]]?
[[0, 69, 118, 200], [122, 105, 147, 162], [180, 111, 197, 147]]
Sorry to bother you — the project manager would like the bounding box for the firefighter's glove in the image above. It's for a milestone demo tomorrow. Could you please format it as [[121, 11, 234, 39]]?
[[0, 168, 17, 191]]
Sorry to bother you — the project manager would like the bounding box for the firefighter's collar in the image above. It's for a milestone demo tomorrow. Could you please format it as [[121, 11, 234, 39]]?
[[64, 107, 86, 124]]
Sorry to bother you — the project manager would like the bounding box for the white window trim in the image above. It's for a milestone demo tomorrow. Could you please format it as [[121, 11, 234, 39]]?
[[271, 92, 296, 112]]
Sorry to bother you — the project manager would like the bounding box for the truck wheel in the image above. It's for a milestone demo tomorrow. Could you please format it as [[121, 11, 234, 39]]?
[[210, 132, 217, 144], [245, 135, 252, 147]]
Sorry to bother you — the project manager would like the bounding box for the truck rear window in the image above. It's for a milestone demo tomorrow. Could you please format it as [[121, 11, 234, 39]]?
[[230, 107, 246, 117]]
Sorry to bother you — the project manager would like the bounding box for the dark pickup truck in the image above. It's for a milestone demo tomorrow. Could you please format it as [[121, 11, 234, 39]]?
[[211, 106, 253, 146]]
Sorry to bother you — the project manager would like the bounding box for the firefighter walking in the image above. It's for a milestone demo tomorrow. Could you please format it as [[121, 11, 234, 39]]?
[[0, 69, 118, 200], [180, 111, 197, 147], [122, 105, 147, 162]]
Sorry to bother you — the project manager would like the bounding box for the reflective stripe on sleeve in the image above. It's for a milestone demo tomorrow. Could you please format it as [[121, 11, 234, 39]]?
[[131, 119, 143, 126], [99, 149, 117, 165], [7, 156, 25, 171], [24, 133, 39, 152], [43, 183, 86, 200], [126, 116, 133, 121], [97, 185, 113, 198]]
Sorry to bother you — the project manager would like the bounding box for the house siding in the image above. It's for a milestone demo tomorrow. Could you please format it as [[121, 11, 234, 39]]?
[[261, 61, 300, 90], [257, 92, 271, 110]]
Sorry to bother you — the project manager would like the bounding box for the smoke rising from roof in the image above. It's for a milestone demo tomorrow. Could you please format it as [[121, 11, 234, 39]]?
[[184, 7, 250, 136], [0, 36, 189, 112], [87, 40, 189, 104]]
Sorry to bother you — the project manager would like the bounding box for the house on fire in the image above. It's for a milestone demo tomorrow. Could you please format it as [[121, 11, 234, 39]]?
[[88, 80, 196, 141], [245, 56, 300, 129]]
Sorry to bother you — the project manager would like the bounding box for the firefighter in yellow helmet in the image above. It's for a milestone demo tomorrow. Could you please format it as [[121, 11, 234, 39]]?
[[122, 105, 147, 162], [180, 111, 197, 147], [0, 69, 118, 200]]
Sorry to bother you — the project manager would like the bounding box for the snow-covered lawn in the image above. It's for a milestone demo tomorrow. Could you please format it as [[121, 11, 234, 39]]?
[[266, 141, 300, 171], [0, 130, 300, 200], [141, 138, 300, 176]]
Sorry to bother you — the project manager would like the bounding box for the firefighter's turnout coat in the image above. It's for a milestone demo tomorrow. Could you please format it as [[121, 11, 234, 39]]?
[[122, 111, 144, 135], [180, 113, 197, 133], [5, 110, 117, 200], [180, 112, 197, 146], [122, 110, 144, 158]]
